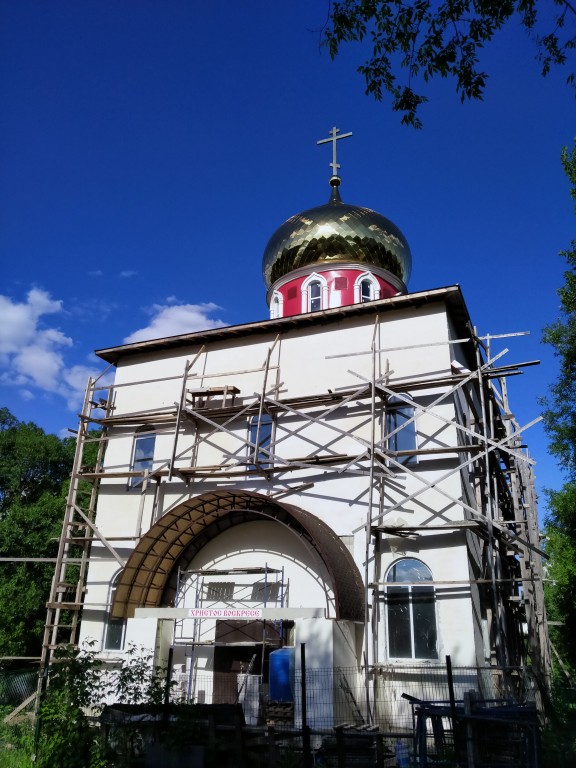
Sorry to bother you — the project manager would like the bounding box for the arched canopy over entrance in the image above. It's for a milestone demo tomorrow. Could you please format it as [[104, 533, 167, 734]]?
[[112, 490, 364, 622]]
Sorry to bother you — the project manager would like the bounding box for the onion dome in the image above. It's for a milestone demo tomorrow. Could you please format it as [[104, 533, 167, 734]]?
[[262, 179, 412, 289]]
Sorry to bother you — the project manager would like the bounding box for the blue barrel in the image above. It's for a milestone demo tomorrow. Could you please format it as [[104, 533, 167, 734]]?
[[269, 647, 295, 702]]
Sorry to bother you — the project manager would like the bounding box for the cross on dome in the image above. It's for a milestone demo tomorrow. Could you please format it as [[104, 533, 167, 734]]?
[[317, 126, 353, 182]]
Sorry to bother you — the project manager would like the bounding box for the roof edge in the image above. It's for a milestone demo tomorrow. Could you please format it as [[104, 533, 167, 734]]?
[[96, 285, 469, 365]]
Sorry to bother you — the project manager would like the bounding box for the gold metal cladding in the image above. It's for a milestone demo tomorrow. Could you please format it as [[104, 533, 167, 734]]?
[[262, 198, 412, 287]]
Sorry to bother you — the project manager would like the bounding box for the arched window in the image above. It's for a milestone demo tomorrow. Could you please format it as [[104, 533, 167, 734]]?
[[104, 572, 125, 651], [270, 291, 283, 319], [301, 273, 328, 314], [386, 394, 417, 466], [360, 279, 373, 302], [129, 426, 156, 489], [385, 559, 437, 659], [309, 281, 322, 311], [354, 272, 381, 304]]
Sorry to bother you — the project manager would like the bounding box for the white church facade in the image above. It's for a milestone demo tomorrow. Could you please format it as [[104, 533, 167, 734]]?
[[43, 130, 549, 727]]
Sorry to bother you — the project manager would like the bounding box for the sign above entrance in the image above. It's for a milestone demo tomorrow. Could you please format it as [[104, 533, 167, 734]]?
[[134, 607, 327, 620], [188, 608, 262, 619]]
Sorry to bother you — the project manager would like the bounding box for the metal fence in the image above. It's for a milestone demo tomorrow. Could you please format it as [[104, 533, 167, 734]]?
[[175, 663, 538, 731], [0, 665, 38, 706]]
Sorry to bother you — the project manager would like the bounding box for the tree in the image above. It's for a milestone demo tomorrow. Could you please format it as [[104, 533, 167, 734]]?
[[542, 139, 576, 673], [325, 1, 576, 127], [0, 410, 74, 658]]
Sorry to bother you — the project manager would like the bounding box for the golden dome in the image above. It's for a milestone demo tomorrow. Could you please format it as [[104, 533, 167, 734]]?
[[263, 182, 412, 289]]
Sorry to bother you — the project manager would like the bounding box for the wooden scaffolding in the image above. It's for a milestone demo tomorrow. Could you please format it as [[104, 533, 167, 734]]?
[[37, 318, 551, 698]]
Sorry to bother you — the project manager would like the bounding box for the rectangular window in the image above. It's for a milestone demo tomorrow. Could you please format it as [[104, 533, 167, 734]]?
[[104, 617, 125, 651], [386, 397, 417, 465], [248, 413, 273, 470], [129, 430, 156, 489]]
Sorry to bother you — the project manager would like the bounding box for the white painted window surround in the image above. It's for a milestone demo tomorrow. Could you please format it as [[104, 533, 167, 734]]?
[[301, 273, 328, 313], [354, 272, 381, 303], [270, 291, 284, 319]]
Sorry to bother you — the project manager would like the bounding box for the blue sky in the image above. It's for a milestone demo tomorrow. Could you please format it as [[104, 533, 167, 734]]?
[[0, 1, 574, 503]]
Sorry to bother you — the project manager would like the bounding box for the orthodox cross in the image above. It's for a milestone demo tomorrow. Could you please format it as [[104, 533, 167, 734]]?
[[317, 126, 353, 178]]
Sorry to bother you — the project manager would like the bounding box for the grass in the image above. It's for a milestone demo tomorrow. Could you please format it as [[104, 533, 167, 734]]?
[[0, 709, 34, 768]]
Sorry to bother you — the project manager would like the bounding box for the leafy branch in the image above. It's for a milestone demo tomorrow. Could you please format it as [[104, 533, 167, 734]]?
[[324, 1, 576, 126]]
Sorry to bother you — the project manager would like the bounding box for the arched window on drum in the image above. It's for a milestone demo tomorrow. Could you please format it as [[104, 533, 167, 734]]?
[[301, 273, 328, 313], [354, 272, 380, 304]]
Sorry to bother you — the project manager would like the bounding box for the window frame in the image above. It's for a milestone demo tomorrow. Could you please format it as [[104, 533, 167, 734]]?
[[248, 412, 274, 470], [270, 290, 284, 319], [103, 572, 126, 651], [301, 273, 328, 314], [354, 272, 381, 304], [386, 394, 417, 466], [128, 426, 156, 490], [384, 558, 438, 661]]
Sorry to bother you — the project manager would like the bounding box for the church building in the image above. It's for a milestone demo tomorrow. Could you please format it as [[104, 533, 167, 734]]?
[[43, 129, 549, 728]]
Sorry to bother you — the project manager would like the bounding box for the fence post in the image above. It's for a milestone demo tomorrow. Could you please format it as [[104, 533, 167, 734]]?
[[301, 643, 312, 768], [267, 724, 277, 767], [375, 732, 384, 768], [463, 690, 476, 768], [335, 725, 345, 768]]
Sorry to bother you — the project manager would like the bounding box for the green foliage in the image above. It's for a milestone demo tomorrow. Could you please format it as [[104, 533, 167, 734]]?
[[36, 648, 104, 768], [0, 409, 74, 512], [544, 488, 576, 669], [542, 142, 576, 472], [0, 410, 75, 658], [541, 681, 576, 768], [0, 708, 34, 768], [324, 1, 576, 127], [542, 139, 576, 676], [106, 644, 166, 706], [35, 643, 169, 768]]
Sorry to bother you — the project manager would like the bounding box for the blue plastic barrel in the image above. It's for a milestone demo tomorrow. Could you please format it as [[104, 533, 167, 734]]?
[[269, 647, 295, 702]]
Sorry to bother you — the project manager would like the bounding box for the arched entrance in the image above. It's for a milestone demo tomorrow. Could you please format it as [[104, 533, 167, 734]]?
[[112, 489, 364, 622]]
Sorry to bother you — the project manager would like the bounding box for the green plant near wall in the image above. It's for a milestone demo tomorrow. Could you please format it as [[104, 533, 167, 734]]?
[[34, 643, 168, 768]]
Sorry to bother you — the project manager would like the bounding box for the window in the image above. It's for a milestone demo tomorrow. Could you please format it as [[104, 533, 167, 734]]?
[[309, 281, 322, 311], [104, 573, 125, 651], [360, 279, 373, 302], [270, 291, 283, 319], [354, 272, 381, 304], [385, 559, 437, 659], [386, 395, 417, 465], [248, 413, 273, 469], [129, 427, 156, 489], [301, 273, 328, 314]]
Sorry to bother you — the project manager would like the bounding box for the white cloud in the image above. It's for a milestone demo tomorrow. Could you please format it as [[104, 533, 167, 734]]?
[[62, 364, 114, 409], [14, 344, 66, 391], [88, 269, 103, 277], [0, 288, 103, 411], [119, 270, 137, 278], [0, 288, 62, 354], [124, 302, 226, 344]]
